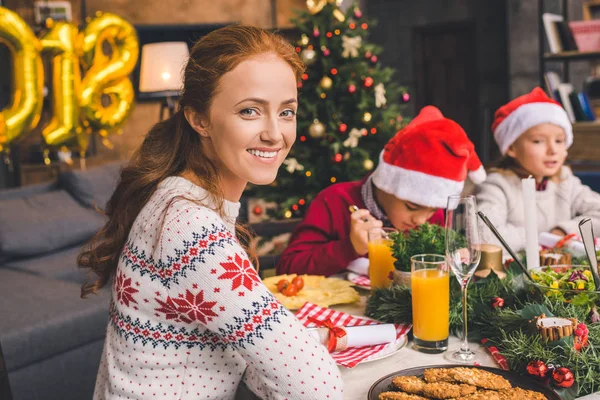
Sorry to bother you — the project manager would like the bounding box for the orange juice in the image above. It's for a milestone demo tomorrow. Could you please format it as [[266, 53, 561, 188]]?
[[368, 239, 396, 289], [411, 269, 449, 341]]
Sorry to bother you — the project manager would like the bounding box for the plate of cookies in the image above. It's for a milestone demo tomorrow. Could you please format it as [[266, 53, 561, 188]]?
[[369, 365, 563, 400]]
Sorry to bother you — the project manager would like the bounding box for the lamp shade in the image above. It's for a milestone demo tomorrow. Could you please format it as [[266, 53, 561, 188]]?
[[139, 42, 189, 94]]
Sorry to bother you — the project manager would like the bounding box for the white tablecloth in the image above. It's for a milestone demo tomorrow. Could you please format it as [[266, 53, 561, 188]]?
[[333, 297, 600, 400]]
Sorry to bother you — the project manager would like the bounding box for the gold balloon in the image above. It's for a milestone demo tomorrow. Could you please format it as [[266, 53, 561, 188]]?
[[300, 48, 316, 65], [0, 7, 43, 152], [309, 119, 325, 138], [320, 76, 333, 90], [40, 22, 82, 147], [363, 158, 374, 171], [306, 0, 345, 21], [78, 12, 138, 140]]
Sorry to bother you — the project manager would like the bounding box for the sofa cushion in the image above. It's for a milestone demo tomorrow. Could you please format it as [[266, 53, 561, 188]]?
[[0, 190, 106, 259], [59, 161, 122, 211], [0, 181, 57, 202], [0, 269, 110, 371], [4, 246, 89, 284]]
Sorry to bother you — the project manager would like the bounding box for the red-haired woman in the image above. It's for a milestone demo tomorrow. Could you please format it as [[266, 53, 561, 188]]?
[[79, 25, 343, 399]]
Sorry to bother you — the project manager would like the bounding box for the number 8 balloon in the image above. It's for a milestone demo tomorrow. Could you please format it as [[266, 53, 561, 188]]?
[[0, 7, 44, 153]]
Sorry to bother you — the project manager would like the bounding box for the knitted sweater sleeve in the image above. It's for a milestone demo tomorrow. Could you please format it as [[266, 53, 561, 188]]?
[[156, 203, 343, 399], [555, 172, 600, 235], [475, 174, 527, 253]]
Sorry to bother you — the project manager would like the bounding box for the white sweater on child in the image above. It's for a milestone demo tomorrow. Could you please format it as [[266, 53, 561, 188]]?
[[475, 166, 600, 256], [93, 176, 343, 399]]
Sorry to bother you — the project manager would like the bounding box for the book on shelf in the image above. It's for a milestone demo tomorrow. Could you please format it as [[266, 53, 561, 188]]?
[[544, 72, 596, 122], [543, 13, 564, 53], [557, 83, 576, 122], [556, 21, 579, 51]]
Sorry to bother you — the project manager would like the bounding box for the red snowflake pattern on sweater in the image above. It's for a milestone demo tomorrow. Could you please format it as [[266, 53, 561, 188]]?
[[216, 253, 261, 291], [155, 289, 218, 324], [115, 271, 139, 307]]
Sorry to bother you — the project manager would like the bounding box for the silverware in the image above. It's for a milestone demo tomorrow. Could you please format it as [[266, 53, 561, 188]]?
[[477, 211, 535, 282], [578, 218, 600, 290]]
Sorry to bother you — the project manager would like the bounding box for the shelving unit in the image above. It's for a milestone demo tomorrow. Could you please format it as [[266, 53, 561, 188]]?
[[538, 0, 600, 166]]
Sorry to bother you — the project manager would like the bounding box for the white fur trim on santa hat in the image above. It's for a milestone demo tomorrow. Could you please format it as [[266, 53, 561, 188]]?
[[371, 152, 464, 209], [494, 102, 573, 155], [469, 165, 487, 184]]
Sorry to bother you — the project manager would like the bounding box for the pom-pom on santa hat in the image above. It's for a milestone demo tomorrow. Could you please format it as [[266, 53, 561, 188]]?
[[371, 106, 486, 209], [492, 87, 572, 155]]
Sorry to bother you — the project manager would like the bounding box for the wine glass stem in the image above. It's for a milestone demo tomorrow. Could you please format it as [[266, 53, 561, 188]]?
[[461, 284, 470, 353]]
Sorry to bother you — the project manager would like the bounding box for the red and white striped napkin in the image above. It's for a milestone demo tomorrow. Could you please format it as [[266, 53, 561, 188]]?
[[346, 272, 371, 289], [295, 302, 411, 368]]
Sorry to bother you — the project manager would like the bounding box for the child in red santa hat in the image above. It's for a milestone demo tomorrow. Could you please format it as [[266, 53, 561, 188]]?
[[476, 87, 600, 254], [276, 106, 485, 277]]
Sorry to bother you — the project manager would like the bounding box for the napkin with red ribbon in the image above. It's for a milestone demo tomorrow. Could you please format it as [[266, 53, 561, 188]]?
[[295, 302, 411, 368]]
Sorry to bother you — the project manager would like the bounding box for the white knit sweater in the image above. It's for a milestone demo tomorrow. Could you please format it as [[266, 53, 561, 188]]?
[[93, 176, 343, 399], [475, 166, 600, 256]]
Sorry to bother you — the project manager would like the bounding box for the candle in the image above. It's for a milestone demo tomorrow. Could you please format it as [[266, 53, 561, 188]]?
[[522, 177, 540, 270]]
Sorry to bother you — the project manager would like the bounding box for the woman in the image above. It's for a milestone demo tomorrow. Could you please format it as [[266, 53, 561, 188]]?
[[79, 25, 343, 399]]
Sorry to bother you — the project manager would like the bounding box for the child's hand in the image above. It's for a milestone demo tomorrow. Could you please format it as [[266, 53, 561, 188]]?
[[349, 209, 383, 256]]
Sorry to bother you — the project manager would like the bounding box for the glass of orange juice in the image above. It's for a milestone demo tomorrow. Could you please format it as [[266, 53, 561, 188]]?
[[368, 227, 397, 289], [411, 254, 449, 353]]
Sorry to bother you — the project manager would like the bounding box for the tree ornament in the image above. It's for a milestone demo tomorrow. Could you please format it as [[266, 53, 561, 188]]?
[[300, 48, 317, 65], [527, 360, 549, 379], [334, 153, 342, 163], [402, 92, 411, 103], [354, 7, 362, 18], [342, 35, 362, 58], [348, 84, 357, 93], [283, 157, 305, 173], [370, 55, 378, 63], [552, 367, 575, 388], [491, 297, 505, 309], [365, 51, 372, 59], [253, 205, 263, 216], [363, 158, 374, 171], [300, 34, 309, 46], [284, 210, 292, 219], [343, 128, 366, 148], [375, 83, 387, 108], [363, 76, 374, 88], [313, 27, 320, 37], [339, 123, 347, 133], [309, 119, 326, 138], [362, 112, 372, 122], [320, 76, 333, 90], [322, 47, 331, 57]]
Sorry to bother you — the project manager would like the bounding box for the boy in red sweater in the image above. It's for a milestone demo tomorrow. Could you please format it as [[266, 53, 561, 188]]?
[[276, 106, 486, 276]]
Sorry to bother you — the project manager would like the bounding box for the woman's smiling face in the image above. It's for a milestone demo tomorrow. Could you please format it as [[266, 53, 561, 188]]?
[[187, 52, 298, 197]]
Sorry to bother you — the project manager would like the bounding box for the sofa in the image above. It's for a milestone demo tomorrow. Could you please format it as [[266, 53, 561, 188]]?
[[0, 162, 122, 400]]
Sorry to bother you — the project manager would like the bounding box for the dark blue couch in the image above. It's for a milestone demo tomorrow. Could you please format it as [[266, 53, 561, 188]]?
[[0, 162, 121, 400]]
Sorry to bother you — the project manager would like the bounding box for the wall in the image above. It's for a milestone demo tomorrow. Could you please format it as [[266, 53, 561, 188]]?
[[366, 0, 509, 162]]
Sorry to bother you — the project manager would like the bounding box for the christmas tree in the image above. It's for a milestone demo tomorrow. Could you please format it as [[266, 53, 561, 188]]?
[[253, 1, 410, 219]]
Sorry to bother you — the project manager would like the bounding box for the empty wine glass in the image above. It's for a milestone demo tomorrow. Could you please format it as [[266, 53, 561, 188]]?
[[445, 195, 482, 363]]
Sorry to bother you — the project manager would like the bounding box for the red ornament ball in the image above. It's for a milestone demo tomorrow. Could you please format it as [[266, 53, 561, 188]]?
[[354, 8, 362, 18], [527, 360, 549, 379], [334, 153, 343, 163], [323, 48, 331, 57], [365, 51, 372, 59], [364, 77, 374, 88], [339, 123, 348, 133], [313, 28, 320, 37], [491, 297, 505, 309], [348, 84, 357, 93], [370, 55, 378, 63], [402, 92, 411, 102], [252, 205, 263, 216], [552, 367, 575, 388]]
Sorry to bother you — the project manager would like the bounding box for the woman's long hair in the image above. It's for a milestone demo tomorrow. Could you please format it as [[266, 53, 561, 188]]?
[[79, 25, 304, 297]]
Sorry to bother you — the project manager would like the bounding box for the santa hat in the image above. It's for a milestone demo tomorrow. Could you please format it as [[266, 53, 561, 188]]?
[[371, 106, 486, 209], [492, 87, 572, 155]]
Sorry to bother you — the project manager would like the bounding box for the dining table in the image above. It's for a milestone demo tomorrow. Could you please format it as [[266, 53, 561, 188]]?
[[333, 295, 600, 400]]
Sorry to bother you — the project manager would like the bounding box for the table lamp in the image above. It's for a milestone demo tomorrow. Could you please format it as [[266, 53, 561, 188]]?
[[139, 41, 189, 120]]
